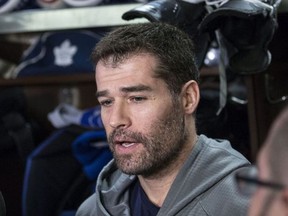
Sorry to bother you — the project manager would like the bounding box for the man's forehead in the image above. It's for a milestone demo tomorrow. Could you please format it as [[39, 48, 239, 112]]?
[[96, 58, 162, 85]]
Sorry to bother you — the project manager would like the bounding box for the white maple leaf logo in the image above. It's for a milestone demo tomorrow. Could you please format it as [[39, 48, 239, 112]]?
[[54, 40, 77, 67]]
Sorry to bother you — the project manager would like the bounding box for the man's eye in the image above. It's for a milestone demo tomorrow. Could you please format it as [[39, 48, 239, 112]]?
[[130, 96, 146, 103], [99, 100, 112, 107]]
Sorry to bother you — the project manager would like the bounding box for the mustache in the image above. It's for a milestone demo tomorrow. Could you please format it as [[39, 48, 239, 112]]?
[[108, 128, 148, 145]]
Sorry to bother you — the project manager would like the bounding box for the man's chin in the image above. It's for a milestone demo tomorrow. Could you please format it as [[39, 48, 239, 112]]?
[[115, 158, 145, 175]]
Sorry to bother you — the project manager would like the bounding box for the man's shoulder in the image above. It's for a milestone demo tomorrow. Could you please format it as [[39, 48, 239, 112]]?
[[199, 134, 249, 163], [198, 166, 251, 216], [193, 136, 251, 215], [76, 194, 97, 216]]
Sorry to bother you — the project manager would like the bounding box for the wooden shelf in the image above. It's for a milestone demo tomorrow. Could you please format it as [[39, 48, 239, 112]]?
[[0, 73, 95, 86]]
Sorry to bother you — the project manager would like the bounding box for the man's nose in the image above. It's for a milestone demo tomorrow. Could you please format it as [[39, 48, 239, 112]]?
[[109, 101, 131, 129]]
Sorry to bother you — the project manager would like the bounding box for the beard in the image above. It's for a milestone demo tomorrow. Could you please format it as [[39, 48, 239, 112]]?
[[107, 102, 188, 177]]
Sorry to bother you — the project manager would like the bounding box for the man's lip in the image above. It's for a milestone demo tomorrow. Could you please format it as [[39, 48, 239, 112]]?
[[115, 142, 142, 153], [113, 135, 138, 144], [113, 140, 138, 145]]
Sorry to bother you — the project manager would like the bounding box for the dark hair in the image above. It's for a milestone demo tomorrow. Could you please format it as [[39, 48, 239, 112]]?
[[92, 22, 199, 95]]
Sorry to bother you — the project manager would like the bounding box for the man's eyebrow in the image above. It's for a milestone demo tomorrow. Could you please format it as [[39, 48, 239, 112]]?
[[96, 85, 152, 99], [96, 90, 108, 99], [120, 85, 152, 93]]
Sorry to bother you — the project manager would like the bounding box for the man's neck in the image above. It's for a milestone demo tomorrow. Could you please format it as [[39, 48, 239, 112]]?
[[138, 167, 179, 207], [138, 134, 198, 207]]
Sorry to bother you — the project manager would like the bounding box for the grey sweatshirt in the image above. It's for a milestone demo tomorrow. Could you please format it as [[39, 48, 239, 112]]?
[[76, 134, 251, 216]]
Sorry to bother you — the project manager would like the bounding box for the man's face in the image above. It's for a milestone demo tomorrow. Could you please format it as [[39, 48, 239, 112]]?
[[95, 53, 189, 177], [249, 147, 285, 216]]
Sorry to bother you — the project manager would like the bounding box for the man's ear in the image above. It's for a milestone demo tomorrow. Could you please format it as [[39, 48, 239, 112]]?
[[181, 80, 200, 114]]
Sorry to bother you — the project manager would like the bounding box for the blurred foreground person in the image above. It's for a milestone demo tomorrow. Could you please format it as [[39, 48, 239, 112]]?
[[237, 105, 288, 216]]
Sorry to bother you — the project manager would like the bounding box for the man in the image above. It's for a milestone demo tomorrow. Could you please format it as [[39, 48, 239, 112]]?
[[76, 22, 250, 216], [237, 105, 288, 216]]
